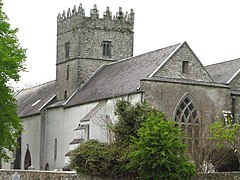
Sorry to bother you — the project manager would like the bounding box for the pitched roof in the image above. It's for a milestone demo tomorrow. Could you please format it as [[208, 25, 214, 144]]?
[[16, 81, 56, 117], [205, 58, 240, 84], [65, 43, 181, 107]]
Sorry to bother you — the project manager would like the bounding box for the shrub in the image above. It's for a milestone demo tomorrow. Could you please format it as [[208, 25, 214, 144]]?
[[127, 111, 196, 179], [70, 140, 130, 178], [70, 100, 196, 179]]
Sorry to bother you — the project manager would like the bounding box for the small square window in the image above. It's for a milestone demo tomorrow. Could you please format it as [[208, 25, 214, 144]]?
[[182, 61, 189, 74]]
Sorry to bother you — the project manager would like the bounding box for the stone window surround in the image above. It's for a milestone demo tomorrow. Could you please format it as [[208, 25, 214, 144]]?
[[102, 41, 112, 57], [182, 60, 189, 74], [65, 42, 70, 59], [173, 92, 200, 152]]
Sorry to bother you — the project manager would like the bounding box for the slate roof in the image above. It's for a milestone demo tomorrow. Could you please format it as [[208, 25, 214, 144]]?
[[205, 58, 240, 84], [65, 43, 181, 107], [16, 81, 56, 117]]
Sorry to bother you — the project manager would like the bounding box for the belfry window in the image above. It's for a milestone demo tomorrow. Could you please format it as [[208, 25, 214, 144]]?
[[65, 42, 70, 58], [102, 41, 111, 57], [174, 95, 200, 153], [182, 61, 189, 74]]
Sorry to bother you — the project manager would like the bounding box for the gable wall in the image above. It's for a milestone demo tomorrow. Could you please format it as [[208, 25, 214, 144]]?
[[85, 93, 142, 142], [141, 80, 231, 133], [154, 43, 212, 82], [230, 72, 240, 91], [21, 115, 41, 170], [230, 73, 240, 121], [43, 102, 98, 170]]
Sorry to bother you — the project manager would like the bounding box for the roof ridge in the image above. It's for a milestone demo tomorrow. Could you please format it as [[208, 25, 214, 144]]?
[[205, 57, 240, 67], [105, 42, 181, 67], [20, 80, 55, 91]]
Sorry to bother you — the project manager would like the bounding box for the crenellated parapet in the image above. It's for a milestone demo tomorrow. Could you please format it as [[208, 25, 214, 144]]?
[[57, 4, 134, 34]]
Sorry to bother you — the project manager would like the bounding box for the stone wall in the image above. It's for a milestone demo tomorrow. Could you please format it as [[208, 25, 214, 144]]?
[[0, 169, 77, 180], [154, 42, 213, 82], [192, 172, 240, 180], [1, 169, 240, 180]]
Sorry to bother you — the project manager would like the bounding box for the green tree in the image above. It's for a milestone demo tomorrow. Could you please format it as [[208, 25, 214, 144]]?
[[127, 110, 196, 179], [70, 100, 196, 178], [207, 118, 240, 171], [0, 0, 26, 162]]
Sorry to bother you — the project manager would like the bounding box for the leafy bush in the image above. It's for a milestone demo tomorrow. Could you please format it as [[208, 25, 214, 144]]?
[[70, 140, 130, 178], [127, 111, 196, 179], [70, 100, 196, 178], [114, 100, 159, 147]]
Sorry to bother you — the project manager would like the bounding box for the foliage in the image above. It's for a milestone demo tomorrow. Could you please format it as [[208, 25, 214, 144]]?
[[114, 100, 159, 147], [70, 140, 130, 178], [127, 110, 196, 179], [207, 118, 240, 171], [209, 119, 240, 148], [0, 0, 26, 161], [70, 100, 196, 178]]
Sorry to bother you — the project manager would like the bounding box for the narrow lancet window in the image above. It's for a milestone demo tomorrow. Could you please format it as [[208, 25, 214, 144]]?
[[65, 42, 70, 58]]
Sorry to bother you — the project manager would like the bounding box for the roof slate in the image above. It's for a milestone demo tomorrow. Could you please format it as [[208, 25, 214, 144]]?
[[16, 81, 56, 117], [65, 43, 181, 107], [205, 58, 240, 84]]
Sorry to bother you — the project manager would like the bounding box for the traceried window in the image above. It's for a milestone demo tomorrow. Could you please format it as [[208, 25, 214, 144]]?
[[65, 42, 70, 59], [102, 41, 111, 57], [174, 94, 200, 153]]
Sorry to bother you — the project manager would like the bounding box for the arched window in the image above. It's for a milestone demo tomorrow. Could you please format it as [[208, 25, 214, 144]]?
[[24, 145, 31, 170], [174, 94, 200, 152], [45, 163, 50, 171]]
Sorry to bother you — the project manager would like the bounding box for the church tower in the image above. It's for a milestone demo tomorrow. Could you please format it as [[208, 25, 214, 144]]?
[[55, 4, 134, 100]]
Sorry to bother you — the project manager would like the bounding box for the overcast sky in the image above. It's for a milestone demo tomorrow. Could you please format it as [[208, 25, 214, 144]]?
[[3, 0, 240, 88]]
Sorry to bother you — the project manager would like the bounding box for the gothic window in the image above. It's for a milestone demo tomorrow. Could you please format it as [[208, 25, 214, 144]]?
[[182, 61, 189, 74], [45, 163, 50, 171], [66, 65, 70, 80], [54, 138, 57, 160], [174, 94, 200, 152], [102, 41, 111, 57], [24, 145, 31, 170], [13, 137, 21, 169], [65, 42, 70, 59]]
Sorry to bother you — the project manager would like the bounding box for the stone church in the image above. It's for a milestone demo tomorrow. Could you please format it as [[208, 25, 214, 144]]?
[[3, 3, 240, 170]]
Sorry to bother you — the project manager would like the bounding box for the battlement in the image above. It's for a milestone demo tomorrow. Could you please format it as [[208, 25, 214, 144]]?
[[57, 4, 134, 34]]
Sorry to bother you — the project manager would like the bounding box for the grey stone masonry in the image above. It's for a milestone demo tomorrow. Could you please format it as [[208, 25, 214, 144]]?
[[154, 42, 213, 82], [55, 4, 134, 100]]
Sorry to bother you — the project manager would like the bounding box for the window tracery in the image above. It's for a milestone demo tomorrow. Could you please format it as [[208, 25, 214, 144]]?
[[174, 94, 200, 152]]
